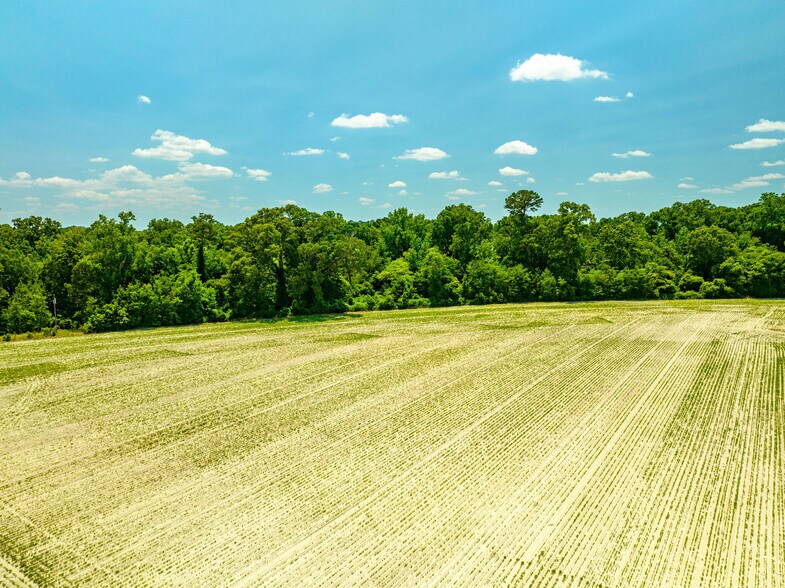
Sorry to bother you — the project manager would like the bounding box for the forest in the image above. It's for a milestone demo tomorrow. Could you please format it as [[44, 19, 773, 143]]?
[[1, 191, 784, 335]]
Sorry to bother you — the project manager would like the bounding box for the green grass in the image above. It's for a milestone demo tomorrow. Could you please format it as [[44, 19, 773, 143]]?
[[1, 300, 783, 587]]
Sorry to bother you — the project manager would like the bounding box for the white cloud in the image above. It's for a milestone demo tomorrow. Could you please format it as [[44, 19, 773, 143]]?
[[398, 190, 408, 196], [509, 53, 608, 82], [395, 147, 449, 161], [380, 202, 393, 209], [279, 199, 298, 206], [487, 180, 502, 186], [23, 196, 40, 204], [133, 129, 227, 161], [526, 177, 536, 183], [680, 176, 694, 181], [626, 91, 635, 98], [313, 183, 333, 193], [429, 170, 464, 180], [446, 195, 460, 201], [588, 170, 654, 182], [731, 173, 785, 190], [245, 168, 271, 182], [499, 166, 528, 177], [89, 156, 109, 163], [358, 197, 374, 205], [337, 152, 350, 159], [331, 112, 408, 128], [307, 112, 315, 118], [494, 140, 538, 155], [388, 180, 407, 188], [729, 138, 785, 150], [745, 119, 785, 133], [677, 183, 698, 189], [448, 188, 478, 196], [556, 192, 568, 196], [594, 96, 620, 103], [330, 136, 340, 142], [55, 202, 79, 212], [761, 160, 785, 167], [612, 150, 651, 158], [177, 162, 233, 179], [286, 147, 325, 156], [137, 95, 151, 104], [102, 165, 154, 184], [699, 188, 734, 194]]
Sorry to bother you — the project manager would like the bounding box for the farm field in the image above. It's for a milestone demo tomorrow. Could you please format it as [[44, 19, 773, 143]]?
[[0, 300, 783, 587]]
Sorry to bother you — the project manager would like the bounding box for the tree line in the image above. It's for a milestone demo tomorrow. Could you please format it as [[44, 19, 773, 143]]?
[[1, 191, 784, 334]]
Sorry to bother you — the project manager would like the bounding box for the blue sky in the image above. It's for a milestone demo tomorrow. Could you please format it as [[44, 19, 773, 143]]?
[[1, 1, 784, 226]]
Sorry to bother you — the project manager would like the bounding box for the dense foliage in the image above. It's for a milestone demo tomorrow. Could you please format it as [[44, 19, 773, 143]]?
[[1, 191, 784, 334]]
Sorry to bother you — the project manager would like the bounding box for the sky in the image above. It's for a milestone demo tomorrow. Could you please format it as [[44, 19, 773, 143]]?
[[1, 1, 784, 226]]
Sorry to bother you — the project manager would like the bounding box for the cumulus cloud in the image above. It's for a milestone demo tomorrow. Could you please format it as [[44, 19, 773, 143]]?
[[499, 166, 528, 177], [102, 165, 154, 184], [429, 170, 464, 180], [286, 147, 325, 156], [137, 95, 151, 104], [612, 150, 651, 158], [509, 53, 608, 82], [337, 152, 350, 159], [594, 96, 621, 103], [626, 91, 635, 98], [395, 147, 449, 161], [313, 183, 333, 193], [487, 180, 502, 186], [244, 168, 271, 182], [331, 112, 409, 128], [588, 170, 654, 182], [447, 188, 478, 196], [677, 183, 698, 189], [279, 199, 298, 206], [358, 197, 374, 205], [89, 156, 109, 163], [494, 140, 538, 155], [388, 180, 406, 188], [398, 190, 408, 196], [176, 162, 233, 179], [729, 138, 785, 150], [745, 119, 785, 133], [133, 130, 227, 161], [762, 160, 785, 167]]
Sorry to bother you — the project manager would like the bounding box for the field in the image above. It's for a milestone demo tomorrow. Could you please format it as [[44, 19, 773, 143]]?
[[0, 300, 783, 587]]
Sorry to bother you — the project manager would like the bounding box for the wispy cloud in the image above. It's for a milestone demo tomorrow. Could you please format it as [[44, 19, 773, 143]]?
[[388, 180, 406, 188], [358, 197, 374, 205], [286, 147, 325, 156], [494, 140, 538, 155], [699, 188, 733, 194], [313, 183, 333, 193], [487, 180, 502, 186], [429, 170, 464, 180], [594, 96, 621, 103], [510, 53, 608, 82], [761, 160, 785, 167], [395, 147, 449, 161], [730, 173, 785, 190], [612, 150, 651, 158], [133, 130, 227, 161], [244, 168, 271, 182], [89, 156, 109, 163], [337, 152, 350, 159], [137, 95, 151, 104], [677, 183, 698, 189], [331, 113, 408, 128], [729, 138, 785, 150], [588, 170, 654, 182], [447, 188, 478, 197]]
